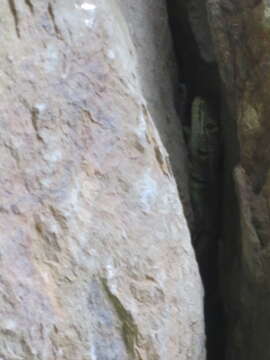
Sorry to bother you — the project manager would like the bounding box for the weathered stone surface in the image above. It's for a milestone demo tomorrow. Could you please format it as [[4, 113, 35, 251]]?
[[168, 0, 270, 358], [205, 1, 270, 359], [188, 0, 215, 63], [117, 0, 193, 227], [0, 1, 205, 359]]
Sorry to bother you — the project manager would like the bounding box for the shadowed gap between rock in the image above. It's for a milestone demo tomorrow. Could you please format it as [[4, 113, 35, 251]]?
[[166, 1, 227, 359]]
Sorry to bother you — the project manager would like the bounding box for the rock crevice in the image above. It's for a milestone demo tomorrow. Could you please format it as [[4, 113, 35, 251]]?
[[167, 1, 270, 359], [166, 1, 225, 359]]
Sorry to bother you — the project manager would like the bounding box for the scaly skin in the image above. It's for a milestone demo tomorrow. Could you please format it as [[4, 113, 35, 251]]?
[[189, 96, 222, 357], [189, 95, 222, 312], [190, 96, 220, 246]]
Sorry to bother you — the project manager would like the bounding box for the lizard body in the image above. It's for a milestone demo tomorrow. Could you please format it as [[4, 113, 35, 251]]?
[[189, 97, 222, 355], [190, 96, 220, 246]]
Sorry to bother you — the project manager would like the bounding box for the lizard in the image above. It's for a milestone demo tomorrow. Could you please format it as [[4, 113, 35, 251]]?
[[189, 97, 223, 354], [188, 96, 221, 292], [189, 97, 221, 243]]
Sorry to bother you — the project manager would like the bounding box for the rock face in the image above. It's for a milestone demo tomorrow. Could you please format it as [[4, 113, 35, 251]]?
[[206, 1, 270, 359], [117, 0, 194, 228], [167, 0, 270, 359], [0, 1, 205, 359]]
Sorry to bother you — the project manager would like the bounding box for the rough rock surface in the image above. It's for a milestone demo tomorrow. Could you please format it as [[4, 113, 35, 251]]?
[[206, 1, 270, 359], [0, 1, 205, 359], [168, 0, 270, 358], [117, 0, 193, 227]]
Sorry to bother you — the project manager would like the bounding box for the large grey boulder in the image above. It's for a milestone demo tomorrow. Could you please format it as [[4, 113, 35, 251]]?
[[0, 1, 205, 359]]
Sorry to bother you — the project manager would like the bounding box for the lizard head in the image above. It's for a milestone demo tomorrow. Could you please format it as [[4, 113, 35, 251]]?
[[191, 97, 219, 161]]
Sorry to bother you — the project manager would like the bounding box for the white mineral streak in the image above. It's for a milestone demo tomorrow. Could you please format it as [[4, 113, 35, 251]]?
[[136, 171, 158, 213], [75, 2, 96, 11], [75, 2, 97, 28], [84, 18, 94, 28], [136, 109, 147, 141], [34, 103, 47, 113], [107, 49, 116, 60], [80, 3, 96, 11]]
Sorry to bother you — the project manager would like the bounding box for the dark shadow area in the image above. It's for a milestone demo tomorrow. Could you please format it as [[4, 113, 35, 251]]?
[[218, 92, 240, 360], [166, 1, 227, 359]]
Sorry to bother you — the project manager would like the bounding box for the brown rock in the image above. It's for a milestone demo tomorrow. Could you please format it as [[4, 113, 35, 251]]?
[[206, 1, 270, 358]]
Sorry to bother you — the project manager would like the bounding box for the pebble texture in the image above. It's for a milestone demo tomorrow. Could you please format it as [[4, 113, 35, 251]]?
[[0, 1, 205, 359]]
